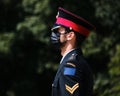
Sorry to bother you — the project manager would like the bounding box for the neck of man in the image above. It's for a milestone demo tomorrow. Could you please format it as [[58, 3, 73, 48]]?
[[60, 42, 76, 56]]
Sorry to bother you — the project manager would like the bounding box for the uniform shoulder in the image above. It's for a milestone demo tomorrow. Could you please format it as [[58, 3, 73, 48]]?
[[66, 51, 88, 66]]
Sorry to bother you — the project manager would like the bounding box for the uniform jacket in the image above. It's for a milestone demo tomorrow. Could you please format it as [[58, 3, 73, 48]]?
[[52, 48, 94, 96]]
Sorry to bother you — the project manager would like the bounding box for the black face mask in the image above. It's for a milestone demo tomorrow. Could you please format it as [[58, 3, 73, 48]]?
[[50, 31, 61, 50], [50, 27, 71, 50]]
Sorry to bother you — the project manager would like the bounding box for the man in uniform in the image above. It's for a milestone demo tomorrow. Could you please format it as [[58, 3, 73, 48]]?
[[50, 7, 96, 96]]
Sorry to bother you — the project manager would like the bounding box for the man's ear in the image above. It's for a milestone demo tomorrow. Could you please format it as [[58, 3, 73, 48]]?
[[67, 32, 75, 40]]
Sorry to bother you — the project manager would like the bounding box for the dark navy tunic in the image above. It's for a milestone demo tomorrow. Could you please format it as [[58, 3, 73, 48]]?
[[52, 48, 94, 96]]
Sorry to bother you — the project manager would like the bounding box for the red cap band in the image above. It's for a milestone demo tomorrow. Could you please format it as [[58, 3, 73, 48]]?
[[56, 17, 90, 37]]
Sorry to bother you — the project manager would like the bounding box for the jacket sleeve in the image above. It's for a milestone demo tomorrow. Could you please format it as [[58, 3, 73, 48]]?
[[58, 61, 83, 96]]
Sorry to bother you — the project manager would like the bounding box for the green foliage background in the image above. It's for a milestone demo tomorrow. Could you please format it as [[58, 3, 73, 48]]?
[[0, 0, 120, 96]]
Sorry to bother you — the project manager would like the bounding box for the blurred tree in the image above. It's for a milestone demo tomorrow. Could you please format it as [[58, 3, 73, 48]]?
[[87, 0, 120, 96]]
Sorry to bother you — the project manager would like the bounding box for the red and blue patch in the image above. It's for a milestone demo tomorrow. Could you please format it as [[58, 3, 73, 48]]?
[[64, 67, 76, 76]]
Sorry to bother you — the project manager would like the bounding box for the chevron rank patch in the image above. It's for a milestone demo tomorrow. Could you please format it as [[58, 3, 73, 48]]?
[[64, 67, 76, 75], [65, 83, 79, 94]]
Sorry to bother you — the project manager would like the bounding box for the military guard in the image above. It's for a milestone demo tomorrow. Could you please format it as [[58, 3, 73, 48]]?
[[50, 7, 96, 96]]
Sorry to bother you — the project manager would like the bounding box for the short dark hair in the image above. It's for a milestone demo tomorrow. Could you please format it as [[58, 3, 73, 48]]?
[[74, 32, 86, 47]]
